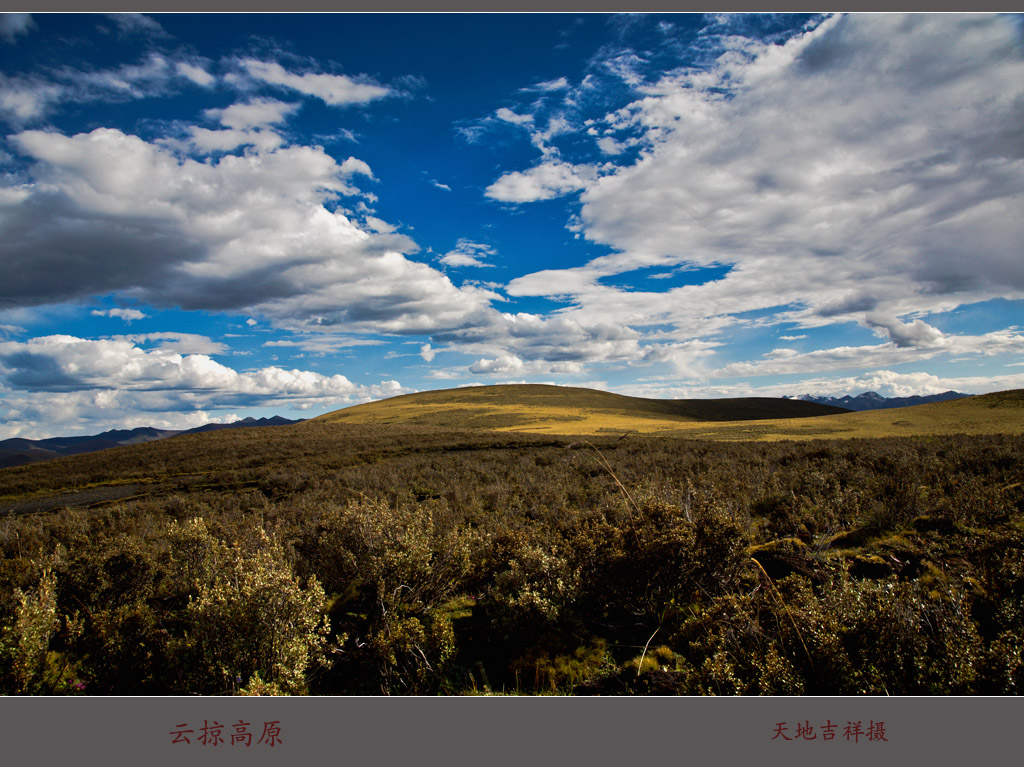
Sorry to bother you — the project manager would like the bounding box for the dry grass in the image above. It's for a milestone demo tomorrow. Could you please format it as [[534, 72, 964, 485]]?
[[312, 385, 1024, 441]]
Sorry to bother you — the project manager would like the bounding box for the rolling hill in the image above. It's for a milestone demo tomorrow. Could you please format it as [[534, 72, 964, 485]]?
[[314, 384, 1024, 439], [313, 383, 849, 433], [731, 387, 1024, 441]]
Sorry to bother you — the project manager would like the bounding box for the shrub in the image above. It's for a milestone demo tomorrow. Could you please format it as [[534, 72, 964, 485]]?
[[0, 566, 59, 694], [176, 525, 330, 695]]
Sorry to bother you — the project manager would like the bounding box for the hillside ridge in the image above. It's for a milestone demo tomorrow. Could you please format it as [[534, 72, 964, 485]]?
[[313, 383, 849, 433], [313, 384, 1023, 438]]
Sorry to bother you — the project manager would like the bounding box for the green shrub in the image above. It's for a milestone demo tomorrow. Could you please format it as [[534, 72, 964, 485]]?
[[176, 525, 329, 695]]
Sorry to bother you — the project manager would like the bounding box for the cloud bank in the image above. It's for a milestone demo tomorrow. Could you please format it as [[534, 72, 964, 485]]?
[[0, 334, 407, 438], [502, 14, 1024, 352]]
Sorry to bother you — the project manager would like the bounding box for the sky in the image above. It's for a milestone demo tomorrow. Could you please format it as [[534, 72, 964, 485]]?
[[0, 12, 1022, 439]]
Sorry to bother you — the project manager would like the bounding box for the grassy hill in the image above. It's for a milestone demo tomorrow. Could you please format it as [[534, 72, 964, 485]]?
[[314, 384, 1024, 439], [313, 383, 849, 434], [694, 388, 1024, 440]]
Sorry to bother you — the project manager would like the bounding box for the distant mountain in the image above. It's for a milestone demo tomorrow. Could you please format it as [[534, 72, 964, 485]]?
[[184, 415, 300, 433], [789, 390, 971, 411], [0, 417, 303, 468]]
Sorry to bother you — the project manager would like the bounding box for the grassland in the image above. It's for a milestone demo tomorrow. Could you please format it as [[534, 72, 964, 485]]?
[[315, 384, 1024, 440], [1, 387, 1022, 696]]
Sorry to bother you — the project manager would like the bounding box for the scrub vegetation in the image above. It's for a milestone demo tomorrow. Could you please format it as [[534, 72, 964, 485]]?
[[0, 387, 1022, 695]]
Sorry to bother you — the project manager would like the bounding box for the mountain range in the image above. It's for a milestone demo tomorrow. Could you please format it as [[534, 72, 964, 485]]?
[[789, 390, 970, 411], [0, 416, 302, 469]]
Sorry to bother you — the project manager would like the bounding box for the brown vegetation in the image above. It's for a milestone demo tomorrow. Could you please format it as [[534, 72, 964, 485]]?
[[1, 397, 1022, 695]]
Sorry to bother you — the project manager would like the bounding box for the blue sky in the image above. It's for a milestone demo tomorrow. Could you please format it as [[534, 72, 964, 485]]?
[[1, 12, 1023, 438]]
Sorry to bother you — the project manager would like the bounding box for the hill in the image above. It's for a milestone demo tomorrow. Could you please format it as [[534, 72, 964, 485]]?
[[313, 384, 849, 434], [315, 385, 1024, 440], [699, 388, 1023, 441]]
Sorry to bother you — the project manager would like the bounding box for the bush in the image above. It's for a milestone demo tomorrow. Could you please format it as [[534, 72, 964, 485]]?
[[175, 524, 330, 695]]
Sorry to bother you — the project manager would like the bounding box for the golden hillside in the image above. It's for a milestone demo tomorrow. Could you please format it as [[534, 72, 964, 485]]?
[[313, 384, 1024, 440], [313, 383, 844, 434]]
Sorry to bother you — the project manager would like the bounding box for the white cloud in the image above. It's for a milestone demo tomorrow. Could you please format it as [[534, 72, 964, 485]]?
[[75, 53, 178, 98], [2, 127, 497, 337], [622, 368, 1024, 402], [495, 107, 533, 125], [206, 97, 299, 130], [119, 332, 228, 355], [239, 59, 392, 106], [523, 77, 570, 92], [0, 334, 408, 438], [469, 353, 526, 375], [865, 313, 945, 349], [184, 127, 286, 154], [263, 335, 384, 353], [486, 160, 596, 203], [716, 329, 1024, 379], [506, 15, 1024, 349], [596, 136, 624, 155], [339, 156, 373, 178], [436, 311, 678, 378], [0, 75, 61, 121], [0, 53, 218, 123], [176, 61, 215, 87], [92, 308, 146, 322], [439, 239, 496, 268]]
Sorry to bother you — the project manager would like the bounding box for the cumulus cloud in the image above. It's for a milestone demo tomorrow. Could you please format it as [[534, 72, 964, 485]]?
[[0, 334, 408, 438], [1, 127, 498, 337], [206, 97, 299, 130], [239, 59, 392, 106], [486, 160, 596, 203], [596, 136, 625, 155], [506, 14, 1024, 347], [865, 313, 945, 349]]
